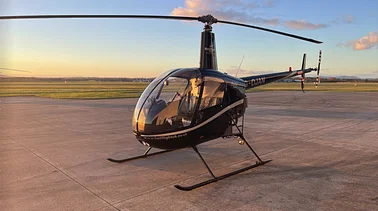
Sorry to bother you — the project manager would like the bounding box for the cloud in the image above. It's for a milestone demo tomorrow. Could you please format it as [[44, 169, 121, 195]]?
[[343, 15, 354, 24], [337, 32, 378, 50], [330, 14, 356, 25], [0, 68, 30, 72], [336, 40, 354, 48], [171, 0, 327, 30], [284, 20, 327, 30], [353, 32, 378, 50], [357, 72, 378, 79], [336, 42, 343, 48], [171, 0, 280, 26]]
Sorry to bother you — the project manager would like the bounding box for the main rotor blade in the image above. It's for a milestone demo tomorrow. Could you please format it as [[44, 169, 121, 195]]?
[[0, 14, 322, 44], [0, 14, 199, 21], [217, 20, 322, 44]]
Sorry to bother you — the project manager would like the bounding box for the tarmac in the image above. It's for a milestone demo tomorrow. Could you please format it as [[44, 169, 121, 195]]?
[[1, 91, 378, 211]]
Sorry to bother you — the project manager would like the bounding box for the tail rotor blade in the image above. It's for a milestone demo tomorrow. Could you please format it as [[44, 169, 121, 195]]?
[[316, 50, 322, 87]]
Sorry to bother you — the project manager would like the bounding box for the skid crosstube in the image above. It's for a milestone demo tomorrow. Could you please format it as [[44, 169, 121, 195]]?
[[107, 147, 174, 163], [174, 159, 272, 191]]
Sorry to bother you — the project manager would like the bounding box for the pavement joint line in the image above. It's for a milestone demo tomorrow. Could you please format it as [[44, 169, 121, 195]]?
[[5, 135, 122, 211], [92, 205, 119, 211], [3, 164, 67, 186], [333, 197, 378, 206], [340, 172, 378, 179]]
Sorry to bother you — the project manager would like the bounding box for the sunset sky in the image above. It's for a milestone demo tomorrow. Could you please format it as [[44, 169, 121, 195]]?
[[1, 0, 378, 78]]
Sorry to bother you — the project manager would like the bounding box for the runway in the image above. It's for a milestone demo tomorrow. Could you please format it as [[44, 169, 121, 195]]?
[[1, 92, 378, 211]]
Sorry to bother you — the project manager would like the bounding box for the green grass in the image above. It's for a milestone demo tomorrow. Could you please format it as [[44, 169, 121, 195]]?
[[1, 81, 378, 99], [0, 81, 149, 99]]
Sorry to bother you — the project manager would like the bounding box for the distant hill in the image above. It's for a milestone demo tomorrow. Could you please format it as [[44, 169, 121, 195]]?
[[336, 76, 360, 80]]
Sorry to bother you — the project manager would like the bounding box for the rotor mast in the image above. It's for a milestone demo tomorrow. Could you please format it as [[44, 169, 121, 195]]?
[[199, 15, 218, 70]]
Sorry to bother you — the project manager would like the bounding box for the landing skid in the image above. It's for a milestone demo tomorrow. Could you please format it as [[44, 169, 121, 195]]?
[[107, 147, 174, 163], [174, 137, 271, 191], [108, 116, 270, 191], [175, 114, 271, 191], [175, 159, 272, 191]]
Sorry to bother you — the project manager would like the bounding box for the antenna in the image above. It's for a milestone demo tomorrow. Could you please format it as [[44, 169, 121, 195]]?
[[235, 54, 245, 77]]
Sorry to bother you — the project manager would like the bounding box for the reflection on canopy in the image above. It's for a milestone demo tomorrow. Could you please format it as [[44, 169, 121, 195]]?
[[133, 69, 227, 135], [200, 77, 225, 110]]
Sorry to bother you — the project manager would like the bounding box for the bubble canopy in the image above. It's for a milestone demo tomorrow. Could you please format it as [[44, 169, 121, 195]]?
[[132, 68, 204, 135]]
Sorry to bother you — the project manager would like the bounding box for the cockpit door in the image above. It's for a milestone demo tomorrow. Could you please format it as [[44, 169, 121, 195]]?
[[134, 68, 202, 134]]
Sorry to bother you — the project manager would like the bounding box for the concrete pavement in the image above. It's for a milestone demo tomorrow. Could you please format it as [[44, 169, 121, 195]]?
[[1, 92, 378, 211]]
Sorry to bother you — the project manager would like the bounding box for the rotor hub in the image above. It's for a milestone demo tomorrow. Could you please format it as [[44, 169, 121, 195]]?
[[198, 14, 218, 26]]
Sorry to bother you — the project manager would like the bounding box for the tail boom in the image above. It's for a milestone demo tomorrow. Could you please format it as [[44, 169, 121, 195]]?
[[241, 51, 321, 90], [241, 67, 317, 90]]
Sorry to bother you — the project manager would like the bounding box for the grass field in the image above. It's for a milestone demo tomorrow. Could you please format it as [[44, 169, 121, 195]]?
[[1, 81, 378, 99], [0, 81, 148, 99]]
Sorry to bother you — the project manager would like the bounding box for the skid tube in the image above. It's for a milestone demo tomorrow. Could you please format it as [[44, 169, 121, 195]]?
[[175, 120, 271, 191], [107, 147, 174, 163]]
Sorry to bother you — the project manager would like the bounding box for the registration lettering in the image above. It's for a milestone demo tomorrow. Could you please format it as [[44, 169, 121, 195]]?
[[246, 77, 266, 87]]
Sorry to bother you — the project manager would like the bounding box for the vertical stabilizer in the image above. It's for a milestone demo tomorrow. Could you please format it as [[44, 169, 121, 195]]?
[[300, 53, 306, 92]]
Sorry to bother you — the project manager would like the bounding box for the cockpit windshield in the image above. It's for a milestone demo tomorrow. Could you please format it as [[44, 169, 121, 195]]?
[[133, 68, 202, 134]]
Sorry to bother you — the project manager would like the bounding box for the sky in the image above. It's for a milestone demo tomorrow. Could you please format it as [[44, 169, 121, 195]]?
[[1, 0, 378, 78]]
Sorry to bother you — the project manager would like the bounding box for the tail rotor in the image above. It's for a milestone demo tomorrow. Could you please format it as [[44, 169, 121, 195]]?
[[316, 50, 322, 88]]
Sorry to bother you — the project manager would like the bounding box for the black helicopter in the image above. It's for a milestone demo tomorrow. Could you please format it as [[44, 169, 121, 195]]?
[[1, 14, 322, 191]]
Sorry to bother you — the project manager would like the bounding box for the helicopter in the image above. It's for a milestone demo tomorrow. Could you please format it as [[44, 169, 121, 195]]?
[[1, 14, 322, 191]]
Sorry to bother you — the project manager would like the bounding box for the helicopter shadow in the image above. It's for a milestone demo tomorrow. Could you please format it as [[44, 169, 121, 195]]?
[[110, 138, 261, 177]]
